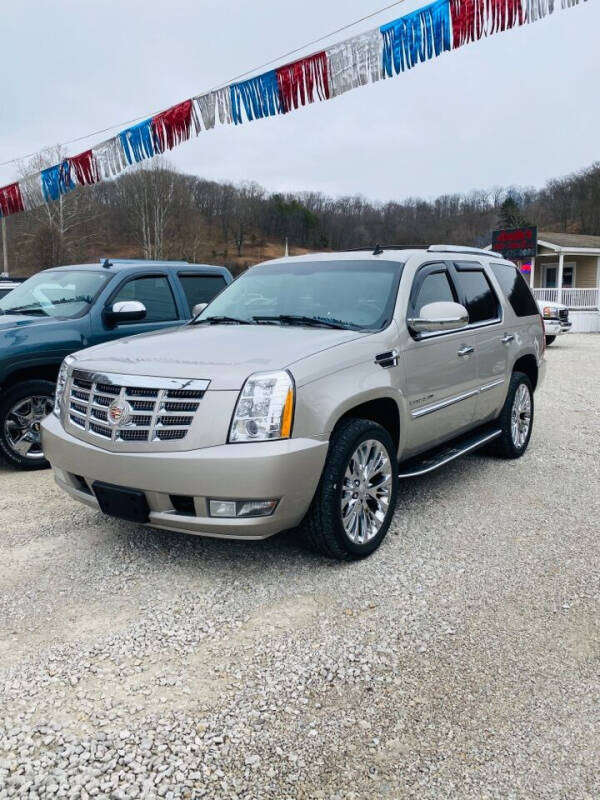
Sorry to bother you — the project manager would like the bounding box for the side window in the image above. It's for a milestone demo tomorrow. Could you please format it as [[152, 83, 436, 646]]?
[[414, 270, 455, 314], [490, 262, 539, 317], [112, 276, 178, 323], [179, 274, 226, 315], [453, 264, 500, 325]]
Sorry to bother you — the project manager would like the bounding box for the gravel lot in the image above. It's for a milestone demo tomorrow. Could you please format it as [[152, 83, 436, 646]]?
[[1, 333, 599, 799]]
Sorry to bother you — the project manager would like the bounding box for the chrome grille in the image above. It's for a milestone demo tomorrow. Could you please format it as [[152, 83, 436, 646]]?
[[67, 370, 210, 444]]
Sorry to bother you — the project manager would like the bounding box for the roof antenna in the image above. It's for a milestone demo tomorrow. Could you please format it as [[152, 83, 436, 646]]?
[[102, 259, 113, 269], [372, 243, 384, 256]]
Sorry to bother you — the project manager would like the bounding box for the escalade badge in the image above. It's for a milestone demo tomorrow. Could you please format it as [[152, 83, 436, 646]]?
[[107, 399, 132, 427]]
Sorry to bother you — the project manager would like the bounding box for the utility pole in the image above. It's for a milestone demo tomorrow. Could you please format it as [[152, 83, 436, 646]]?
[[1, 217, 7, 276]]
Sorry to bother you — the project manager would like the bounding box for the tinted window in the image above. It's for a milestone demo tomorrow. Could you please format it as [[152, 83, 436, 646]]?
[[0, 288, 12, 300], [454, 267, 499, 324], [113, 276, 178, 323], [414, 271, 455, 314], [491, 262, 539, 317], [179, 275, 226, 314]]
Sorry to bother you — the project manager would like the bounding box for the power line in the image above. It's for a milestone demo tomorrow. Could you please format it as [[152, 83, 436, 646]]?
[[0, 0, 409, 169]]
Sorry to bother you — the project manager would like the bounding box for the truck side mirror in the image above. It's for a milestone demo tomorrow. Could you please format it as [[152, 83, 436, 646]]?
[[103, 300, 147, 327], [192, 302, 208, 318]]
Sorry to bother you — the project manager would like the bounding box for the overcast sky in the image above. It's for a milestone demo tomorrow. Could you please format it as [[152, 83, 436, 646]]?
[[1, 0, 598, 203]]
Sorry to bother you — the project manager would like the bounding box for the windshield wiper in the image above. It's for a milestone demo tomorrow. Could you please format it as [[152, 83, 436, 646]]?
[[3, 305, 48, 316], [253, 315, 353, 330], [194, 315, 255, 325]]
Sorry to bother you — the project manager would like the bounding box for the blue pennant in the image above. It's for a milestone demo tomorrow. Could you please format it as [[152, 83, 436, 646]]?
[[381, 0, 451, 77], [41, 161, 75, 202], [119, 118, 156, 164], [230, 71, 281, 125]]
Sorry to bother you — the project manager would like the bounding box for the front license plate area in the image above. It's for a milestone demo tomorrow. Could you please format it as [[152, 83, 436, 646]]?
[[92, 481, 150, 524]]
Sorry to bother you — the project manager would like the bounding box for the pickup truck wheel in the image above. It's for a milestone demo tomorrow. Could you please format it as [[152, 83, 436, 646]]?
[[301, 418, 398, 560], [545, 335, 556, 346], [0, 380, 55, 470], [491, 371, 534, 459]]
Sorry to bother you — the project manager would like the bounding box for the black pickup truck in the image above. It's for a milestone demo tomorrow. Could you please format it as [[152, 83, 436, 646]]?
[[0, 259, 232, 469]]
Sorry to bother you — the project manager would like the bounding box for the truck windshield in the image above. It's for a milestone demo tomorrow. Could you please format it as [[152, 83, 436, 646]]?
[[0, 270, 110, 318], [194, 260, 403, 330]]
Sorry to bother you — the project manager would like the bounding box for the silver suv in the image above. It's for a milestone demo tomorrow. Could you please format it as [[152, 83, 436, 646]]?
[[42, 246, 546, 559]]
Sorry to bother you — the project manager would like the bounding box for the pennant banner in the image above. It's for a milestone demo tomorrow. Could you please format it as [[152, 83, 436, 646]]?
[[0, 0, 588, 217]]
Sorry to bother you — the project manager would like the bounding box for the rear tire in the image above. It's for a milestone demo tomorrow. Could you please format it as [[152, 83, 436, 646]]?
[[301, 418, 398, 560], [0, 380, 55, 470], [490, 372, 534, 459], [545, 335, 556, 346]]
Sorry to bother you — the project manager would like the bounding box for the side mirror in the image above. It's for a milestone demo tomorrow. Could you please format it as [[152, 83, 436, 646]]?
[[192, 302, 208, 318], [408, 301, 469, 334], [104, 300, 147, 327]]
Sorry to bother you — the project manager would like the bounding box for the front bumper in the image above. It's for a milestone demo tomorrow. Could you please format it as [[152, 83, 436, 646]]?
[[544, 319, 571, 335], [41, 414, 328, 540]]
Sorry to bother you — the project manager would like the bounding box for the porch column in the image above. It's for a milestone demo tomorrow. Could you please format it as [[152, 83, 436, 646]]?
[[596, 256, 600, 310], [557, 252, 564, 304], [530, 257, 536, 289]]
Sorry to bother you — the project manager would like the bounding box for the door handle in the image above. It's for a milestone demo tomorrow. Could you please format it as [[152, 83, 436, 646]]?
[[457, 346, 474, 358], [502, 333, 515, 344]]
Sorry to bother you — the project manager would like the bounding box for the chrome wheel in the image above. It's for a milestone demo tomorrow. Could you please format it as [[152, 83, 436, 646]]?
[[4, 395, 54, 460], [341, 439, 393, 545], [511, 383, 531, 450]]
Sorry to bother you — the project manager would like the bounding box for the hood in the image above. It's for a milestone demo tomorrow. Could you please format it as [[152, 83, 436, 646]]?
[[537, 300, 566, 311], [71, 324, 369, 390], [0, 313, 65, 332]]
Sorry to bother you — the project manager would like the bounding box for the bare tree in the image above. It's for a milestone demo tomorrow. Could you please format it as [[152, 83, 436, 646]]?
[[116, 160, 177, 260]]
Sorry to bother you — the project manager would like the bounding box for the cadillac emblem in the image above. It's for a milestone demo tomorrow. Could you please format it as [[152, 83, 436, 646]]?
[[107, 398, 132, 427]]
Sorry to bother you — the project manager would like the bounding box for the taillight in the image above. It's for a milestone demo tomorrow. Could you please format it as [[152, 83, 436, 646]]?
[[539, 313, 546, 354]]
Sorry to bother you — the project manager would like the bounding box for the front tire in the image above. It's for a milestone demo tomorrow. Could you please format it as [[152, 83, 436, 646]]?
[[0, 380, 55, 470], [301, 418, 398, 559], [545, 335, 556, 346], [491, 372, 534, 459]]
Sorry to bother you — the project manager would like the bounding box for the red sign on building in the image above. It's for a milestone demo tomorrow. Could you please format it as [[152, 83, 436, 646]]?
[[492, 227, 538, 260]]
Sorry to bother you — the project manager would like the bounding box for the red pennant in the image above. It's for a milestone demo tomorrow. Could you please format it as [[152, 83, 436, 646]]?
[[276, 52, 330, 114], [152, 99, 194, 152], [0, 182, 25, 217], [450, 0, 523, 47], [70, 149, 99, 185]]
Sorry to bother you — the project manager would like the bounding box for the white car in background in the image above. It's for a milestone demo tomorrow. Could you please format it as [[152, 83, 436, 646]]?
[[0, 278, 23, 300], [537, 300, 571, 345]]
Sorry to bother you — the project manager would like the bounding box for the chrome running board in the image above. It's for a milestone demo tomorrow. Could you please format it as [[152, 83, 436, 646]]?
[[398, 426, 502, 479]]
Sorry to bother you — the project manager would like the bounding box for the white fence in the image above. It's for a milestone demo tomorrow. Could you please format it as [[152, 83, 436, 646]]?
[[533, 288, 600, 309]]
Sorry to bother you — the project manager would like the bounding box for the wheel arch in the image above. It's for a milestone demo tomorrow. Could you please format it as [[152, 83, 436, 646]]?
[[329, 393, 401, 454], [1, 363, 60, 391], [513, 353, 538, 392]]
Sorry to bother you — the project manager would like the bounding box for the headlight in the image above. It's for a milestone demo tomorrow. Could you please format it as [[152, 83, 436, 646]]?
[[543, 307, 555, 319], [229, 370, 295, 443], [53, 355, 74, 417]]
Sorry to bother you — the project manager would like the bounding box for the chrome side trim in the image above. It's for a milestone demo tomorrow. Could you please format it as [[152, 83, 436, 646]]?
[[411, 378, 505, 419], [479, 378, 505, 394], [411, 389, 479, 419]]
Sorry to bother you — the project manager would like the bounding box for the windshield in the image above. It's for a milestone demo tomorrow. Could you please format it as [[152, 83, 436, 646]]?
[[194, 260, 403, 330], [0, 270, 110, 318]]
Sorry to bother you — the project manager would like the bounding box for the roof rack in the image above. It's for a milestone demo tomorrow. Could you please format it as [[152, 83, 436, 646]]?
[[343, 244, 503, 258], [428, 245, 503, 258]]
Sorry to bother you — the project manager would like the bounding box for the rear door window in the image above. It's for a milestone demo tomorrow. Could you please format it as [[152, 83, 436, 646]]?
[[452, 263, 500, 325], [179, 274, 226, 314], [490, 262, 539, 317]]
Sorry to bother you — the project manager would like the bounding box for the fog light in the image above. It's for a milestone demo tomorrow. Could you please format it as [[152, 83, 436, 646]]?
[[208, 499, 278, 518]]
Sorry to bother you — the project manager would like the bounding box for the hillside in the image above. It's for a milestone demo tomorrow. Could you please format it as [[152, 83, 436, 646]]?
[[3, 158, 600, 277]]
